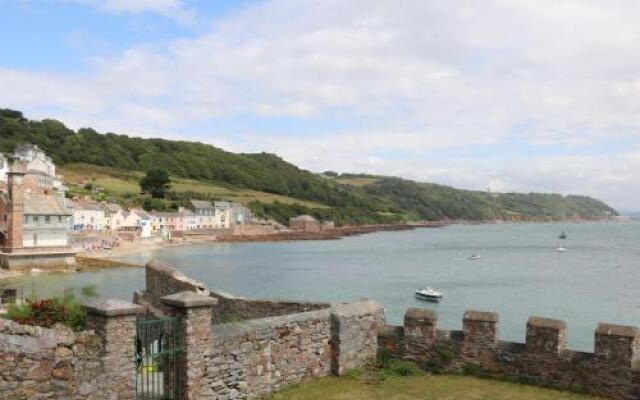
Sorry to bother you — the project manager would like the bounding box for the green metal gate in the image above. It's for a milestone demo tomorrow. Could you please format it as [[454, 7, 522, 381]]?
[[135, 317, 183, 400]]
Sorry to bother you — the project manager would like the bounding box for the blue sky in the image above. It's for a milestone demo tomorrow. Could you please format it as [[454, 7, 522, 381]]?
[[1, 0, 640, 210]]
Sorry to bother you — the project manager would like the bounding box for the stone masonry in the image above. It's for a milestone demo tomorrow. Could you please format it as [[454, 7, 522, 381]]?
[[135, 261, 385, 399], [379, 308, 640, 400], [0, 298, 142, 400]]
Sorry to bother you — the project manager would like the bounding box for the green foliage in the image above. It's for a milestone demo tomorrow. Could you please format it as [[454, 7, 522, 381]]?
[[424, 346, 455, 374], [4, 285, 98, 332], [140, 169, 171, 198], [375, 349, 424, 381], [0, 109, 618, 224]]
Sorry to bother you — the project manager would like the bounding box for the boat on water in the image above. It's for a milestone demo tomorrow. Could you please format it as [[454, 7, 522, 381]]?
[[556, 247, 569, 253], [415, 287, 443, 301], [468, 253, 482, 260], [558, 231, 568, 239]]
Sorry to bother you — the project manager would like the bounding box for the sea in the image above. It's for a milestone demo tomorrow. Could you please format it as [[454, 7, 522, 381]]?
[[2, 221, 638, 351]]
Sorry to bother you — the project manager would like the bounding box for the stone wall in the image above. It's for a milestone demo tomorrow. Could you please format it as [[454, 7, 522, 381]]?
[[141, 260, 329, 322], [0, 298, 142, 399], [137, 261, 385, 399], [0, 319, 102, 399], [379, 308, 640, 400], [206, 300, 384, 399], [208, 309, 333, 399], [211, 290, 329, 323]]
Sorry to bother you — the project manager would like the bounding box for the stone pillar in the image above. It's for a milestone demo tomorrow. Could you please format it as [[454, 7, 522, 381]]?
[[462, 310, 499, 362], [84, 298, 144, 400], [403, 308, 438, 360], [526, 316, 567, 355], [595, 323, 640, 369], [161, 291, 218, 400], [330, 300, 384, 376]]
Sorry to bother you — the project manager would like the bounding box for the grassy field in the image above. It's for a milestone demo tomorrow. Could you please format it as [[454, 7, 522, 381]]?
[[59, 163, 327, 208], [335, 177, 379, 187], [269, 375, 600, 400]]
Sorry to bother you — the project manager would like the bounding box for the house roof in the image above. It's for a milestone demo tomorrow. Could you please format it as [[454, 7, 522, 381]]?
[[102, 203, 121, 213], [190, 200, 213, 209], [291, 214, 317, 222], [24, 194, 70, 215], [132, 210, 150, 219], [151, 211, 180, 218], [180, 209, 195, 217]]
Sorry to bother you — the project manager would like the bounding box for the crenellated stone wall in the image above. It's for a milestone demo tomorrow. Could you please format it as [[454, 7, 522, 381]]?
[[379, 308, 640, 400]]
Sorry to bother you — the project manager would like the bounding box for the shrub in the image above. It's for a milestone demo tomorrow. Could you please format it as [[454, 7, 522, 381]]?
[[4, 286, 97, 332]]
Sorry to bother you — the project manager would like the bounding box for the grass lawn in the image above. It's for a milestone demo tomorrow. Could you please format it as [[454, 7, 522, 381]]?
[[269, 375, 600, 400], [59, 163, 327, 208]]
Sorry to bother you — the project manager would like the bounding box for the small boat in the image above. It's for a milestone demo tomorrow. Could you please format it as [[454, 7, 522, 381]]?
[[556, 247, 568, 253], [468, 253, 482, 260], [558, 231, 568, 239], [415, 287, 443, 301]]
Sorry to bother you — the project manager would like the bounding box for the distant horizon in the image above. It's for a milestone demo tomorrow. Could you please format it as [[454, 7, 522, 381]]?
[[1, 1, 639, 210]]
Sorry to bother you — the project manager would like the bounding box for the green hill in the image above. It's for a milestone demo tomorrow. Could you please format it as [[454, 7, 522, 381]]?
[[0, 109, 618, 225]]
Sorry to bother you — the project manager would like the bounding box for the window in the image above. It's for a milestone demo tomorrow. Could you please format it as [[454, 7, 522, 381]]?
[[58, 216, 63, 222], [45, 216, 51, 224], [23, 215, 28, 224]]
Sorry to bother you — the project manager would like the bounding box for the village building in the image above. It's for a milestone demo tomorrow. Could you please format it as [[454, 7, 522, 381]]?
[[111, 209, 153, 238], [67, 199, 106, 232], [289, 215, 321, 231], [179, 208, 198, 231], [0, 145, 75, 271], [189, 200, 216, 229], [230, 203, 252, 225], [213, 201, 232, 228], [102, 202, 122, 231]]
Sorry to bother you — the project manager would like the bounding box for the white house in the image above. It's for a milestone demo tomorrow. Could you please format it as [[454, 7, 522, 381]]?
[[213, 202, 232, 228], [112, 209, 153, 238], [102, 203, 122, 231], [67, 199, 106, 232], [179, 208, 198, 231]]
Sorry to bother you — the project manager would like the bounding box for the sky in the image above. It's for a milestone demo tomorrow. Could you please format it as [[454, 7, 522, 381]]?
[[1, 1, 640, 211]]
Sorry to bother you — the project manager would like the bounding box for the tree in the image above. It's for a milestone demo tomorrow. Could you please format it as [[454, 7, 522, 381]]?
[[140, 169, 171, 198]]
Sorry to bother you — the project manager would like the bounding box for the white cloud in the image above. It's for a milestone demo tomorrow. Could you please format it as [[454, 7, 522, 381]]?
[[2, 0, 640, 209], [58, 0, 196, 24]]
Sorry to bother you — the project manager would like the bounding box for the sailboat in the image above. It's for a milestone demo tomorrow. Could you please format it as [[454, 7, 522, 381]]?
[[558, 230, 568, 240]]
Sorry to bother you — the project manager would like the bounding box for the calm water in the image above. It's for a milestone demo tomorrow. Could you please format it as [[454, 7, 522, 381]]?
[[2, 222, 639, 350]]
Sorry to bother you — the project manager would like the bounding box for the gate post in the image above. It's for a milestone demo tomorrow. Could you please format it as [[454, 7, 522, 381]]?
[[162, 291, 218, 400], [84, 298, 144, 400]]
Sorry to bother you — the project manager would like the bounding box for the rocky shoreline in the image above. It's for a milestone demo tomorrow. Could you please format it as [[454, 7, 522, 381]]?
[[211, 222, 446, 243]]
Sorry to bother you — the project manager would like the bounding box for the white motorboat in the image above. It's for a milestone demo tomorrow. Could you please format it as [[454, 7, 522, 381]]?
[[415, 287, 443, 301], [556, 247, 569, 253], [468, 253, 482, 260]]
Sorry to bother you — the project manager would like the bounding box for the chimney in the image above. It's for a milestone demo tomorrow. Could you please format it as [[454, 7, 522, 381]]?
[[6, 160, 26, 250]]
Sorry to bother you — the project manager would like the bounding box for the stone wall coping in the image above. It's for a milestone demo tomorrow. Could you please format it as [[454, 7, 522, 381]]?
[[161, 291, 219, 308], [211, 289, 330, 308], [404, 307, 437, 321], [464, 310, 499, 322], [147, 259, 209, 293], [83, 298, 145, 317], [212, 308, 332, 341], [527, 316, 567, 330], [596, 323, 640, 339], [330, 300, 383, 317]]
